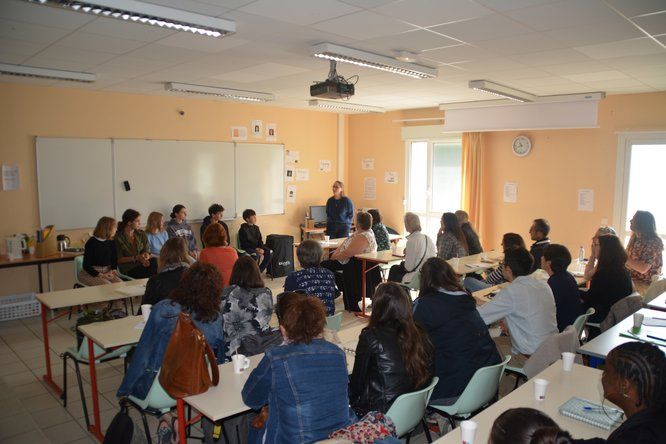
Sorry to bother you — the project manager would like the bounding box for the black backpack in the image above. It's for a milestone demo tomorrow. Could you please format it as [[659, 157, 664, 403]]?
[[103, 403, 134, 444]]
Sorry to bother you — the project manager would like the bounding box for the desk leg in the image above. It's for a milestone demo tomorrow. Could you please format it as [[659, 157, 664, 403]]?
[[37, 264, 44, 294], [177, 399, 187, 444], [87, 338, 104, 442], [41, 303, 63, 396], [354, 259, 370, 319]]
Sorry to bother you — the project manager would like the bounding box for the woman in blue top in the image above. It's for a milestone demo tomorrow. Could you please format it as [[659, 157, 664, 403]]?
[[285, 239, 337, 316], [326, 181, 354, 239]]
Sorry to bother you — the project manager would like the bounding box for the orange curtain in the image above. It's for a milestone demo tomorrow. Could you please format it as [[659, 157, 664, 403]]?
[[461, 132, 484, 242]]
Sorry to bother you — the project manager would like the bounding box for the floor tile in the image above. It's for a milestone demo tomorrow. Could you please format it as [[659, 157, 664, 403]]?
[[20, 392, 62, 413], [2, 429, 51, 444], [31, 404, 76, 429], [0, 411, 39, 440], [42, 420, 89, 444], [10, 380, 50, 399]]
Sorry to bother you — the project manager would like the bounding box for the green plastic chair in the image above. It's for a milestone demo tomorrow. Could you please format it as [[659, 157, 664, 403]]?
[[573, 307, 595, 340], [61, 341, 133, 429], [429, 355, 510, 428], [326, 312, 343, 332], [386, 376, 439, 443], [73, 255, 86, 288], [126, 369, 177, 443]]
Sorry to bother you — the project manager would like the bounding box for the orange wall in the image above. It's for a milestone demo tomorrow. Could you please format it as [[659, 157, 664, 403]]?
[[0, 83, 340, 296]]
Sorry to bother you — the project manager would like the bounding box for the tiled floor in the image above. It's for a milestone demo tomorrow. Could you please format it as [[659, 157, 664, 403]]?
[[1, 277, 434, 443]]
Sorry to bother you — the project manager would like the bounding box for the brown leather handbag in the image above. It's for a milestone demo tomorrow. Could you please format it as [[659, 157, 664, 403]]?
[[159, 312, 220, 398]]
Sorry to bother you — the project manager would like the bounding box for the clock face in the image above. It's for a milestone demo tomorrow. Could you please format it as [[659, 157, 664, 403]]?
[[512, 135, 532, 157]]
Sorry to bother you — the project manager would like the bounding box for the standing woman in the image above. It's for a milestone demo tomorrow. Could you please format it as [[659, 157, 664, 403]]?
[[326, 181, 354, 239], [145, 211, 168, 256], [80, 217, 123, 286], [437, 212, 468, 260], [626, 211, 663, 294], [166, 204, 198, 260], [115, 209, 158, 278]]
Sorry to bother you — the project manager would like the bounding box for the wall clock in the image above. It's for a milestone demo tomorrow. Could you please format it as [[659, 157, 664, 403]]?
[[512, 135, 532, 157]]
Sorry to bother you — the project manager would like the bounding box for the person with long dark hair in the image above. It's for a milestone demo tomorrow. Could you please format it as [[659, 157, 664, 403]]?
[[583, 226, 617, 282], [368, 208, 391, 252], [141, 237, 189, 306], [626, 210, 663, 294], [455, 210, 483, 255], [349, 282, 432, 416], [414, 257, 501, 403], [464, 232, 526, 292], [581, 234, 633, 324], [115, 209, 157, 278], [489, 408, 574, 444], [200, 222, 238, 287], [437, 212, 468, 259]]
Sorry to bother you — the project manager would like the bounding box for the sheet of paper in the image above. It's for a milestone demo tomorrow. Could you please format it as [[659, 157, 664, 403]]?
[[296, 168, 309, 181], [266, 123, 277, 142], [578, 188, 594, 211], [384, 171, 398, 184], [231, 126, 247, 141], [2, 164, 19, 191], [285, 167, 294, 182], [363, 177, 376, 200], [115, 285, 146, 297], [135, 322, 146, 330], [286, 185, 296, 203], [319, 160, 331, 172], [503, 182, 518, 203], [285, 149, 299, 164], [362, 158, 374, 170], [251, 120, 262, 138]]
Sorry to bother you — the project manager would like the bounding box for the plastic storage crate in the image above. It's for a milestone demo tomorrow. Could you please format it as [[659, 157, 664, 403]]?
[[0, 293, 42, 321]]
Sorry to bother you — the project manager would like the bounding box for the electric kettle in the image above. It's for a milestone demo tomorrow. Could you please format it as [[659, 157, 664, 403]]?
[[6, 236, 26, 260], [57, 234, 70, 252]]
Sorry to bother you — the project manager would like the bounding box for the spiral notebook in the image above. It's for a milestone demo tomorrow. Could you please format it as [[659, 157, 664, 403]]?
[[558, 397, 623, 430]]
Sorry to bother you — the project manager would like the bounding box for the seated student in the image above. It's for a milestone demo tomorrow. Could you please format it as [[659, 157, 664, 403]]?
[[141, 238, 189, 306], [529, 218, 551, 273], [199, 223, 238, 287], [436, 212, 468, 260], [583, 226, 617, 282], [387, 212, 436, 284], [222, 256, 273, 359], [455, 210, 483, 255], [489, 408, 575, 444], [200, 203, 230, 248], [238, 209, 272, 273], [115, 209, 158, 278], [626, 210, 663, 294], [477, 248, 557, 367], [79, 216, 123, 286], [463, 232, 525, 293], [349, 282, 432, 417], [321, 211, 378, 312], [542, 244, 582, 332], [581, 234, 633, 324], [242, 294, 353, 443], [166, 204, 198, 259], [145, 211, 168, 257], [117, 263, 225, 439], [284, 240, 337, 316], [367, 209, 391, 252], [414, 257, 501, 403]]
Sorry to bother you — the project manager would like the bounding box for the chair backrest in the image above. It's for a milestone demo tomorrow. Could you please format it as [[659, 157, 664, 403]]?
[[572, 307, 595, 339], [644, 277, 666, 304], [523, 325, 579, 378], [600, 293, 644, 332], [433, 355, 510, 415], [129, 369, 177, 412], [386, 376, 439, 438], [325, 312, 343, 332], [74, 255, 85, 285]]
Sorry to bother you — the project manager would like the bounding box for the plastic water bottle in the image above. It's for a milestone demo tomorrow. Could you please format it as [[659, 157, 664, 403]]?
[[578, 246, 585, 262]]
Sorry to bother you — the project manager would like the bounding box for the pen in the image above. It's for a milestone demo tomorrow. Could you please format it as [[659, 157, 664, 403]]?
[[646, 334, 666, 342], [583, 406, 605, 412]]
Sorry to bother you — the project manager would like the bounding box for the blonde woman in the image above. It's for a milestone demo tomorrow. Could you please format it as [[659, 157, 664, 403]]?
[[326, 180, 355, 239], [79, 217, 123, 286], [145, 211, 168, 256]]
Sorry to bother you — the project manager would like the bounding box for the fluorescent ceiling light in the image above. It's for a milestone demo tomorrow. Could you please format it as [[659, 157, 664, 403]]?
[[308, 99, 385, 113], [468, 80, 536, 102], [25, 0, 235, 38], [165, 82, 274, 102], [440, 92, 606, 110], [312, 43, 437, 79], [0, 63, 96, 82]]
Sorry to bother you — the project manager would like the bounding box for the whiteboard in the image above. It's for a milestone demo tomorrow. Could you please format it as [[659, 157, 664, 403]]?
[[113, 140, 236, 221], [36, 137, 115, 229], [235, 143, 284, 216]]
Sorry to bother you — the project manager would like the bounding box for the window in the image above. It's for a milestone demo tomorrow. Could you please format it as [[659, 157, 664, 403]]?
[[406, 138, 463, 240]]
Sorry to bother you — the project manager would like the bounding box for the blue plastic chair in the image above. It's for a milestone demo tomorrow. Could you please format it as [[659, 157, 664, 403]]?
[[386, 376, 439, 443], [326, 312, 343, 332]]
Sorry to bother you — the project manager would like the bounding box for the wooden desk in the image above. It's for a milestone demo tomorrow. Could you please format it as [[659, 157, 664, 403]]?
[[578, 308, 666, 359], [647, 291, 666, 311], [0, 251, 80, 293], [447, 251, 502, 276]]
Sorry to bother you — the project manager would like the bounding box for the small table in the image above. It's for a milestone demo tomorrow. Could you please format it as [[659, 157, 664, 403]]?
[[577, 308, 666, 359], [433, 362, 614, 443], [647, 291, 666, 311], [354, 250, 403, 318], [0, 251, 80, 293], [446, 251, 502, 276]]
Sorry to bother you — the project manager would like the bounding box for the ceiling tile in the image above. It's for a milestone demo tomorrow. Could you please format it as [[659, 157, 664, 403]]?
[[604, 0, 666, 18], [373, 0, 493, 28], [428, 14, 532, 43], [78, 17, 177, 42], [474, 32, 565, 56], [0, 51, 28, 64], [0, 0, 95, 30], [473, 0, 560, 13], [310, 10, 416, 40], [16, 55, 99, 72], [126, 44, 212, 64], [545, 17, 644, 46], [94, 56, 180, 78], [420, 44, 494, 64], [210, 62, 310, 83], [339, 0, 397, 8], [199, 0, 258, 10], [359, 29, 460, 53], [576, 37, 665, 60], [451, 57, 530, 73], [510, 48, 594, 67], [632, 12, 666, 35], [0, 18, 70, 45], [595, 53, 666, 71], [506, 0, 620, 31], [0, 35, 48, 56], [238, 0, 359, 26], [541, 60, 613, 76], [57, 32, 147, 55], [26, 45, 118, 66], [155, 33, 250, 53], [638, 75, 666, 88], [563, 70, 628, 82], [144, 0, 230, 16], [578, 78, 645, 89]]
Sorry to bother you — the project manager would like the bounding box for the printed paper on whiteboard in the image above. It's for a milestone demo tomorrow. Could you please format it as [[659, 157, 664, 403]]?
[[231, 126, 247, 141], [362, 158, 374, 170], [285, 149, 300, 165], [384, 172, 398, 184], [286, 185, 296, 203], [319, 160, 332, 172], [578, 189, 594, 212], [251, 120, 262, 138], [363, 177, 376, 201], [266, 123, 277, 142], [503, 182, 518, 203], [296, 168, 309, 181]]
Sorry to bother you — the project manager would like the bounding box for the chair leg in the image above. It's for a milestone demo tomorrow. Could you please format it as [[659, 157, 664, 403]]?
[[73, 359, 90, 430], [61, 353, 68, 406], [445, 413, 456, 430], [139, 410, 152, 444], [422, 418, 433, 443], [405, 431, 411, 444]]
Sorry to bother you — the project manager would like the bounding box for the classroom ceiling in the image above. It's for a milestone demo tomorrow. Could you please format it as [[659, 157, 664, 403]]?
[[1, 0, 665, 112]]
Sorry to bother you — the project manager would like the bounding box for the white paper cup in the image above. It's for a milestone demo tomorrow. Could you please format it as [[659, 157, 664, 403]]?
[[451, 257, 460, 269], [562, 352, 575, 371], [140, 304, 151, 323], [324, 235, 330, 243], [460, 420, 477, 444], [633, 312, 644, 329], [232, 354, 250, 374], [533, 378, 549, 401]]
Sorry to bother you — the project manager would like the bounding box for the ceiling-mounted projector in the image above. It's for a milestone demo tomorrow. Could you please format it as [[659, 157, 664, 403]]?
[[310, 60, 355, 100]]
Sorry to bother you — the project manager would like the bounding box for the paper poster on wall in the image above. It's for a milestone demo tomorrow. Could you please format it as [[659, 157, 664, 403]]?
[[384, 172, 398, 184], [578, 189, 594, 212], [2, 164, 19, 191], [266, 123, 277, 142], [286, 185, 296, 203], [285, 149, 300, 164], [231, 126, 247, 141], [362, 158, 374, 170], [296, 168, 310, 181], [285, 167, 294, 182], [363, 177, 376, 201], [319, 160, 332, 172], [503, 182, 518, 203], [251, 120, 262, 138]]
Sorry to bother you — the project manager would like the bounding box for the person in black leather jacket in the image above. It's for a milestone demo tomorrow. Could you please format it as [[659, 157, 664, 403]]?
[[141, 237, 189, 306], [349, 282, 432, 417]]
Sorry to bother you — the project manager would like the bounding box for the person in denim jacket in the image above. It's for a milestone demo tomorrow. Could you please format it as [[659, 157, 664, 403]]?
[[117, 262, 225, 400], [242, 294, 354, 443]]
